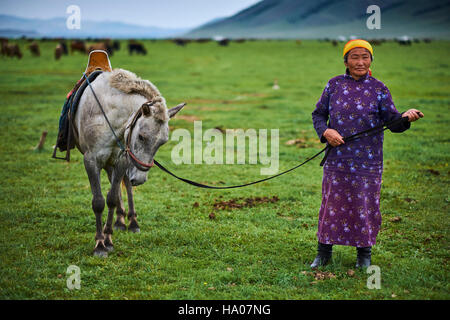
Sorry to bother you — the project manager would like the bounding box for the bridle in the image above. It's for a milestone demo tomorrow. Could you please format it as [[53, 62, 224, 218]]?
[[124, 102, 155, 172]]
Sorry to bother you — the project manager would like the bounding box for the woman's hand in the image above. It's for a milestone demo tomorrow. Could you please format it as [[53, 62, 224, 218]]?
[[403, 109, 424, 122], [323, 128, 345, 147]]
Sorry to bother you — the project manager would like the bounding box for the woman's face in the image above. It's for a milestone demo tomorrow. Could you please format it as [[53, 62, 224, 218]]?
[[345, 47, 372, 79]]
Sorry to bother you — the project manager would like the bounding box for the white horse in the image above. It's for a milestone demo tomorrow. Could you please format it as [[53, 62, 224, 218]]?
[[74, 69, 184, 257]]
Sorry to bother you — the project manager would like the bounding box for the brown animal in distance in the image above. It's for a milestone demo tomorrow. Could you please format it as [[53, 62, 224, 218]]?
[[4, 43, 22, 59], [71, 40, 86, 54], [55, 44, 63, 60], [28, 41, 40, 57]]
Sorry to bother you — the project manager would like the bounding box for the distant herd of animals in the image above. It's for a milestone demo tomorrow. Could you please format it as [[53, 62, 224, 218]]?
[[0, 36, 434, 60]]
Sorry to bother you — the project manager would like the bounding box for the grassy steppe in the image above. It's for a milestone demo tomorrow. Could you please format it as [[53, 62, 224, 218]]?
[[0, 39, 448, 299]]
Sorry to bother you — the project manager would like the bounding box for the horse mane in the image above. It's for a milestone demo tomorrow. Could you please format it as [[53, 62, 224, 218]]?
[[109, 68, 169, 121]]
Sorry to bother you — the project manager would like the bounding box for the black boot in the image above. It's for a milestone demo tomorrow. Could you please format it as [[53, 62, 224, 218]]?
[[310, 242, 333, 268], [356, 246, 372, 268]]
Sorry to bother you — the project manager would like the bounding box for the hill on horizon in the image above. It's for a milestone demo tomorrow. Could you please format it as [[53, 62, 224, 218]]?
[[186, 0, 450, 39]]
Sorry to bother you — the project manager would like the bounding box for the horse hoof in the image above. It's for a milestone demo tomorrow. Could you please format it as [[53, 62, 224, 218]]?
[[104, 240, 114, 252], [93, 241, 109, 257], [128, 227, 140, 233], [113, 223, 126, 231], [93, 249, 108, 258]]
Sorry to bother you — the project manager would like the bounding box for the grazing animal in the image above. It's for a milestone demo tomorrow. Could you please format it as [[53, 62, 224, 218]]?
[[112, 40, 120, 51], [55, 44, 63, 60], [73, 69, 184, 257], [4, 43, 22, 59], [71, 40, 87, 54], [218, 38, 229, 46], [28, 41, 40, 57], [128, 43, 147, 55], [59, 41, 68, 55], [396, 36, 412, 46], [398, 39, 411, 46], [173, 38, 188, 46], [101, 39, 115, 56]]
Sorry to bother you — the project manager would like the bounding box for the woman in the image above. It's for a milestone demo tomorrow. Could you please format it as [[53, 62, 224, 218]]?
[[311, 39, 423, 268]]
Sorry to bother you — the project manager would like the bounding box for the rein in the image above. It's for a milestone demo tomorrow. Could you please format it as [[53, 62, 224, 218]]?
[[83, 72, 409, 190]]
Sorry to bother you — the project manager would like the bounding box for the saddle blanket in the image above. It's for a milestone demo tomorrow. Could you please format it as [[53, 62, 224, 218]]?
[[56, 70, 103, 151]]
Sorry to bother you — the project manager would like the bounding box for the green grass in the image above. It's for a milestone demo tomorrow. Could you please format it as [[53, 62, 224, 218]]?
[[0, 39, 449, 299]]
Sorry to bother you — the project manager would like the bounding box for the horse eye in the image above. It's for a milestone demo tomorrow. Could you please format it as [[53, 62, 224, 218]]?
[[138, 134, 145, 141]]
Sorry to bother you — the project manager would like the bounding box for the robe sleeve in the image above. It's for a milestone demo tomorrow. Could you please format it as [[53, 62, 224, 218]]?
[[312, 81, 331, 143], [378, 85, 410, 133]]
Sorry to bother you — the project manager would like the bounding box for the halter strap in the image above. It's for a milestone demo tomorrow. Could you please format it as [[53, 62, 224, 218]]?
[[125, 102, 156, 171]]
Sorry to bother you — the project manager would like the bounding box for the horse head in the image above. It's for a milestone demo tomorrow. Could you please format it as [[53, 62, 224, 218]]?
[[124, 99, 184, 186]]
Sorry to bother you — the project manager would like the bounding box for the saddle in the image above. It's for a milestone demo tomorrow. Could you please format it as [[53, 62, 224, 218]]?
[[84, 50, 112, 75], [53, 50, 112, 161]]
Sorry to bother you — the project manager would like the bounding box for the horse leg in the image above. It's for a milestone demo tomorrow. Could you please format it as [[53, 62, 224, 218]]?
[[104, 168, 125, 252], [84, 154, 107, 257], [105, 168, 127, 231], [123, 175, 140, 233], [113, 182, 127, 231]]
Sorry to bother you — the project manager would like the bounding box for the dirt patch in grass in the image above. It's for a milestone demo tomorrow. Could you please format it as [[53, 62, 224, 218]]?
[[302, 270, 337, 281], [212, 195, 279, 210], [389, 216, 402, 223]]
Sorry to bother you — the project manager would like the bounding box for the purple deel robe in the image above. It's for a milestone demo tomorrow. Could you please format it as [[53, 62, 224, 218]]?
[[312, 72, 410, 247]]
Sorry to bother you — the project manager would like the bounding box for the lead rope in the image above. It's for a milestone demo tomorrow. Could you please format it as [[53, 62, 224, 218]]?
[[152, 145, 329, 189], [153, 116, 408, 189]]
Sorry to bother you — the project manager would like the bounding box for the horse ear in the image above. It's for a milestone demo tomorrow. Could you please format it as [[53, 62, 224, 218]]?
[[142, 103, 152, 116], [169, 103, 186, 118]]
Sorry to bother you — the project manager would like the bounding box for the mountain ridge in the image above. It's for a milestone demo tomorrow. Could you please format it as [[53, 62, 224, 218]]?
[[186, 0, 450, 39]]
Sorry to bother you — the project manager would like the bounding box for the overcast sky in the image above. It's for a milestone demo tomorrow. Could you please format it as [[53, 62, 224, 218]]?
[[0, 0, 261, 29]]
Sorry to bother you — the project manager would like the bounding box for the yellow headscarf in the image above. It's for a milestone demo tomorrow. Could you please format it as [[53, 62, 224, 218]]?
[[343, 39, 374, 76], [343, 39, 373, 58]]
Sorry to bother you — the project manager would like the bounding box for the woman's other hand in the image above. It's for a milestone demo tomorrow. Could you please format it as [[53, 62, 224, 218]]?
[[323, 128, 345, 147], [403, 109, 424, 122]]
